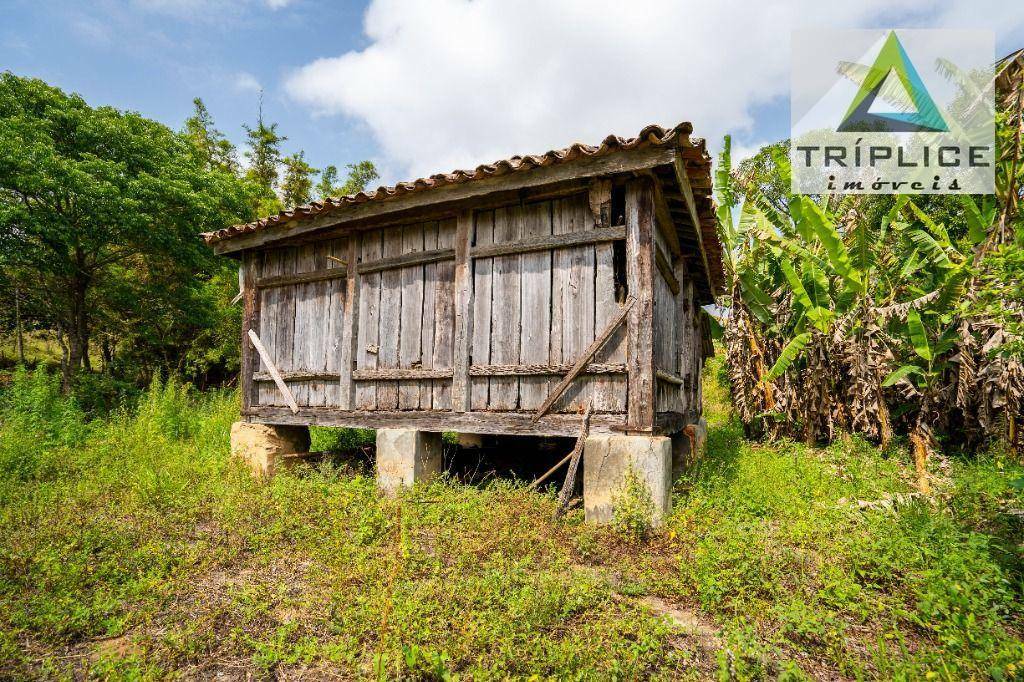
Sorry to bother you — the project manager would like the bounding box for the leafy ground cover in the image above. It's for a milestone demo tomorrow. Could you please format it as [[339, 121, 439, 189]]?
[[0, 360, 1022, 680]]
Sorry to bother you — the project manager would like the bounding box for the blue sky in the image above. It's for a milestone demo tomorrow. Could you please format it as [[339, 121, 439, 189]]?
[[3, 0, 1023, 188], [2, 0, 379, 177]]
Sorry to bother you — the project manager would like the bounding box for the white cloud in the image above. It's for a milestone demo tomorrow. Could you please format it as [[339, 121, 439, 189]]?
[[285, 0, 1024, 182], [233, 71, 263, 93], [265, 0, 294, 8]]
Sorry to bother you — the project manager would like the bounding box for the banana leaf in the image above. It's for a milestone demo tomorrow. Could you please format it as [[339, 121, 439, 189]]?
[[907, 308, 932, 362], [882, 364, 925, 387], [766, 332, 812, 380]]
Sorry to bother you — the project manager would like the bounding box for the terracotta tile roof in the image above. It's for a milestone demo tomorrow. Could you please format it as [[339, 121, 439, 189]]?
[[203, 121, 723, 294]]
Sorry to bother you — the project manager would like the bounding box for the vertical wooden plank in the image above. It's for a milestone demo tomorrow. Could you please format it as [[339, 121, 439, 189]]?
[[653, 274, 675, 372], [240, 252, 261, 411], [356, 230, 383, 410], [319, 239, 344, 407], [337, 236, 359, 409], [432, 217, 457, 409], [470, 210, 494, 410], [258, 250, 282, 406], [675, 262, 692, 420], [418, 222, 438, 409], [378, 227, 403, 410], [309, 243, 329, 407], [451, 211, 475, 413], [625, 178, 656, 430], [274, 247, 297, 407], [549, 198, 569, 407], [489, 205, 522, 410], [518, 201, 552, 410], [399, 223, 425, 409], [592, 183, 626, 413], [554, 194, 595, 412], [292, 244, 315, 407]]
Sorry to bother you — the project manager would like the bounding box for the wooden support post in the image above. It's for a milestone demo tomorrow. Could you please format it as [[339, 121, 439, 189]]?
[[451, 209, 475, 412], [555, 401, 593, 516], [626, 177, 657, 431], [338, 235, 360, 410], [248, 329, 299, 414], [240, 254, 260, 411]]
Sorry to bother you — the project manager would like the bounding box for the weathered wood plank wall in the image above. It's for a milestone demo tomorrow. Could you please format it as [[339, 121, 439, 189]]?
[[242, 177, 707, 430], [249, 239, 348, 408]]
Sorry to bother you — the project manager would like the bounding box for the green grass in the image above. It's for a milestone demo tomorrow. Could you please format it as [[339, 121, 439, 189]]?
[[0, 361, 1022, 679]]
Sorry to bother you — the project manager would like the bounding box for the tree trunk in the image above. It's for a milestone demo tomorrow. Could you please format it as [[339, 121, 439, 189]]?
[[62, 271, 91, 392], [14, 283, 25, 364]]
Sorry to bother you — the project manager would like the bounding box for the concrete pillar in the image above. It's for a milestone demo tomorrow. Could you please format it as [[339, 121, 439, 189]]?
[[583, 434, 672, 526], [230, 421, 310, 477], [375, 429, 443, 494], [671, 418, 708, 480]]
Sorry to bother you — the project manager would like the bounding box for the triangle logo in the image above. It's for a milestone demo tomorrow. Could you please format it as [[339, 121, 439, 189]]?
[[837, 31, 948, 133]]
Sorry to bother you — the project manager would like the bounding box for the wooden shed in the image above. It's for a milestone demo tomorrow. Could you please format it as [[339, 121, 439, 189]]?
[[207, 122, 723, 512]]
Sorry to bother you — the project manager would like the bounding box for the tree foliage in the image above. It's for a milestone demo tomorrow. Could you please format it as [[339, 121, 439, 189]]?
[[281, 150, 316, 208], [0, 73, 256, 388], [717, 60, 1024, 475]]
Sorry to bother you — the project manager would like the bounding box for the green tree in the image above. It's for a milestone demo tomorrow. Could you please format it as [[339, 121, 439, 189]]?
[[316, 164, 339, 199], [183, 97, 238, 173], [0, 73, 254, 388], [339, 160, 379, 195], [242, 98, 285, 215], [281, 150, 317, 208]]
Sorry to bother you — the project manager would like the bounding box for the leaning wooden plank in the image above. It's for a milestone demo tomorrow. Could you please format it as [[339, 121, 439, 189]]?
[[256, 267, 347, 289], [248, 329, 299, 414], [450, 211, 475, 412], [357, 246, 455, 275], [532, 296, 635, 423], [556, 401, 593, 517], [489, 205, 522, 410], [528, 450, 575, 491], [399, 223, 425, 409], [377, 227, 404, 410], [469, 225, 624, 259], [655, 246, 681, 296], [518, 200, 552, 410], [470, 210, 494, 410]]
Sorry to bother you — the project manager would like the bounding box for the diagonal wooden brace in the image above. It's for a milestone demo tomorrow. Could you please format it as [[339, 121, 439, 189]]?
[[531, 296, 635, 423], [247, 329, 299, 414]]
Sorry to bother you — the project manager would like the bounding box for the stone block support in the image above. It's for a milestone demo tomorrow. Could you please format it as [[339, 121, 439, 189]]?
[[671, 417, 708, 480], [230, 421, 310, 477], [376, 429, 443, 494], [583, 434, 672, 526]]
